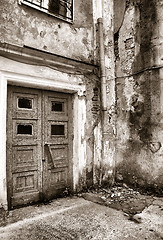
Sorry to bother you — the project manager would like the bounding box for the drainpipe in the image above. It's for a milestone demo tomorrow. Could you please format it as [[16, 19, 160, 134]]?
[[97, 18, 107, 111], [97, 17, 107, 185]]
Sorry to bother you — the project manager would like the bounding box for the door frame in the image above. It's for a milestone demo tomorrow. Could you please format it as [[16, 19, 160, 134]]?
[[0, 66, 86, 210]]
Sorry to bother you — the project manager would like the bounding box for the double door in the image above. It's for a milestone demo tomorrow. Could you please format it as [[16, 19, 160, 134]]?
[[7, 86, 73, 208]]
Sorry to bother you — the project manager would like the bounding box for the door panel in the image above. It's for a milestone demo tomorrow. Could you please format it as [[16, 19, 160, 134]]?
[[42, 91, 72, 200], [7, 86, 42, 208], [12, 119, 38, 145], [12, 145, 38, 172], [12, 92, 39, 119], [7, 86, 73, 208]]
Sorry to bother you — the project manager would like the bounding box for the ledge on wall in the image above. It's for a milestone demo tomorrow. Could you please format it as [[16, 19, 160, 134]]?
[[0, 42, 99, 75]]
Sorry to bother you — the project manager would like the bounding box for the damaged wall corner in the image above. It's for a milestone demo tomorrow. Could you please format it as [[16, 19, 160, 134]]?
[[114, 0, 163, 194]]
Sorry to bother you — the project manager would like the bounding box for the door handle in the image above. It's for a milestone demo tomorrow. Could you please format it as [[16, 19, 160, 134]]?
[[45, 143, 56, 168]]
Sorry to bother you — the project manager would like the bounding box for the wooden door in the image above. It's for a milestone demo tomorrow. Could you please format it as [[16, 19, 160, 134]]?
[[7, 86, 73, 208], [7, 86, 42, 208], [42, 91, 73, 200]]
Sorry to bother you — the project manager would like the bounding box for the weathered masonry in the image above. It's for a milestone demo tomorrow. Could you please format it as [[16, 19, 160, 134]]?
[[114, 0, 163, 193], [0, 0, 163, 211]]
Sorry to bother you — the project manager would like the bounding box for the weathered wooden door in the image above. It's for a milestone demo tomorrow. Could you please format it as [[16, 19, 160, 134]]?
[[42, 91, 73, 200], [7, 86, 73, 209]]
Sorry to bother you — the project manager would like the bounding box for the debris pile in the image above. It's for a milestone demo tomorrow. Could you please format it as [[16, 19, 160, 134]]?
[[96, 184, 140, 202], [81, 183, 154, 218]]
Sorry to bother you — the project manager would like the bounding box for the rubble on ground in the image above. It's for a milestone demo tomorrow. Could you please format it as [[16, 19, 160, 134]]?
[[81, 183, 155, 219]]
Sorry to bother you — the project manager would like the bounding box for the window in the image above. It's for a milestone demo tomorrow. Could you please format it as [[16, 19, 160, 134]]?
[[51, 124, 65, 136], [18, 98, 32, 109], [51, 101, 64, 112], [17, 124, 33, 135], [20, 0, 73, 22]]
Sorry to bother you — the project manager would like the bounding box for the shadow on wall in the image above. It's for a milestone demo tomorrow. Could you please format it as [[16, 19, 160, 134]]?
[[116, 0, 162, 194], [129, 0, 158, 155]]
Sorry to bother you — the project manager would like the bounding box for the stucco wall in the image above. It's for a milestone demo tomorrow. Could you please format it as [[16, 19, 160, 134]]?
[[0, 0, 94, 63], [115, 0, 163, 193]]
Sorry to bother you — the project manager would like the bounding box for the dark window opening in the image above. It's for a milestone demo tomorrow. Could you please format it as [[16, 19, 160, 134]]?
[[51, 102, 63, 112], [51, 124, 64, 135], [18, 98, 32, 109], [21, 0, 73, 21], [17, 124, 33, 135], [49, 0, 67, 16]]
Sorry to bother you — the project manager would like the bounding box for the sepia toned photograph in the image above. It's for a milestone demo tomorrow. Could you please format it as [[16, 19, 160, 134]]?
[[0, 0, 163, 239]]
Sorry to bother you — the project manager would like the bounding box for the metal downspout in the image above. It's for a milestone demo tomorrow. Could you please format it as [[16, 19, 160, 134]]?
[[97, 18, 107, 112], [97, 18, 107, 185]]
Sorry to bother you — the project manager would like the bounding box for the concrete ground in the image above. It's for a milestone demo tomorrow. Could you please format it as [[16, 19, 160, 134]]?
[[0, 195, 163, 240]]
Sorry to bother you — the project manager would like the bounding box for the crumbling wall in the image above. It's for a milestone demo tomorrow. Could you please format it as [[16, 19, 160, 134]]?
[[115, 0, 163, 193], [74, 72, 101, 192], [0, 0, 94, 63], [92, 0, 116, 187], [102, 0, 116, 186]]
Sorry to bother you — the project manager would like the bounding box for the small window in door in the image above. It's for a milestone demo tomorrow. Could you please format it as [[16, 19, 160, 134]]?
[[51, 102, 64, 112], [18, 98, 32, 109], [51, 124, 64, 136], [17, 124, 33, 135]]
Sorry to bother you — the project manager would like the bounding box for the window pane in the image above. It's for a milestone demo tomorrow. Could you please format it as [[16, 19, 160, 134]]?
[[51, 102, 63, 112], [48, 0, 67, 16], [51, 125, 64, 135], [17, 124, 33, 135], [18, 98, 32, 109], [48, 0, 59, 14]]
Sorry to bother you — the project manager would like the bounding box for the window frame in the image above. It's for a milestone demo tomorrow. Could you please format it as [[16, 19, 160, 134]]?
[[18, 0, 74, 23]]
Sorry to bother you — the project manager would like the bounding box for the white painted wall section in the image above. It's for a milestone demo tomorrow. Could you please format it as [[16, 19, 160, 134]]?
[[78, 98, 87, 179]]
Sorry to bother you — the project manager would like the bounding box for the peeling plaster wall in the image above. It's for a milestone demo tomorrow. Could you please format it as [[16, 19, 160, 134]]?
[[115, 0, 163, 193], [102, 0, 116, 185], [0, 0, 94, 63], [92, 0, 116, 186], [73, 72, 103, 191]]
